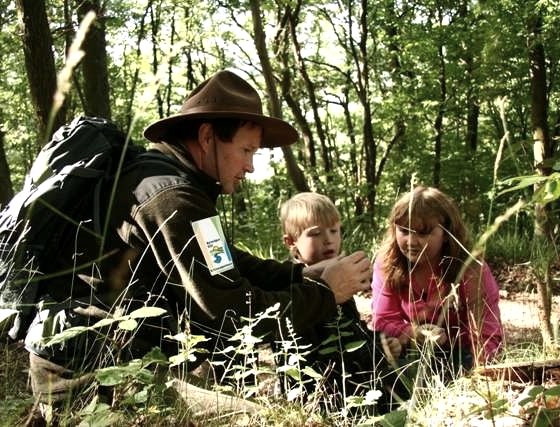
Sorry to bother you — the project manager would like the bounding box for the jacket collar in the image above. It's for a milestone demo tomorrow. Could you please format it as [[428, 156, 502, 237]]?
[[148, 141, 223, 201]]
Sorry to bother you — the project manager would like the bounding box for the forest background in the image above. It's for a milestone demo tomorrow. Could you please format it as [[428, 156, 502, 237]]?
[[0, 0, 559, 424]]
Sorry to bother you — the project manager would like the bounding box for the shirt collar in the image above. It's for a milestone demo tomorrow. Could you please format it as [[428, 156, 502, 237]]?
[[148, 141, 222, 200]]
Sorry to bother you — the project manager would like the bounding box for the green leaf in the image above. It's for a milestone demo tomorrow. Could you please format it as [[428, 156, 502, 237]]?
[[498, 175, 547, 195], [44, 326, 89, 346], [95, 366, 131, 386], [133, 388, 148, 404], [302, 365, 322, 379], [92, 318, 118, 329], [320, 333, 339, 345], [129, 306, 167, 319], [528, 385, 546, 397], [344, 339, 366, 352], [533, 410, 560, 427], [518, 396, 536, 407], [169, 351, 197, 367], [118, 318, 138, 331], [142, 347, 168, 366], [543, 385, 560, 396], [375, 408, 408, 427], [280, 366, 301, 380], [318, 345, 338, 355]]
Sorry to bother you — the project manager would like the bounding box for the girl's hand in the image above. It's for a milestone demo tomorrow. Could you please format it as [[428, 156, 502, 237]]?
[[385, 336, 402, 359], [380, 333, 402, 367], [412, 323, 448, 346]]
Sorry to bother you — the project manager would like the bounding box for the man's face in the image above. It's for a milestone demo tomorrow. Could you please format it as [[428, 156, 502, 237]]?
[[213, 122, 262, 194]]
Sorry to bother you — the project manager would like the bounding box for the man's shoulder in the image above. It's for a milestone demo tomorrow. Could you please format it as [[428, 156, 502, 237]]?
[[120, 154, 198, 204]]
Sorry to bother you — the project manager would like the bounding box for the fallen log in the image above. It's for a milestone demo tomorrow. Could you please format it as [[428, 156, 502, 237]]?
[[475, 359, 560, 384]]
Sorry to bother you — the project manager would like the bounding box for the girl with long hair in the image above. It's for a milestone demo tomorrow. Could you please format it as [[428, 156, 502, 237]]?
[[371, 186, 503, 370]]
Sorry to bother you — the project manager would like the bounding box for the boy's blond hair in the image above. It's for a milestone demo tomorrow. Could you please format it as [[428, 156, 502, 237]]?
[[280, 192, 340, 239]]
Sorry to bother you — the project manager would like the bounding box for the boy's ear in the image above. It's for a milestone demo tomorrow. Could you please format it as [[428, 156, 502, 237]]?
[[283, 234, 295, 249]]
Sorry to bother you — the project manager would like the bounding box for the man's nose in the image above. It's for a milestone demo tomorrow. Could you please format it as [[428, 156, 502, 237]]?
[[246, 155, 255, 173]]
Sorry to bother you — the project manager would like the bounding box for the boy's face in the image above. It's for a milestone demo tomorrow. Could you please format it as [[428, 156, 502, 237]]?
[[284, 222, 342, 266]]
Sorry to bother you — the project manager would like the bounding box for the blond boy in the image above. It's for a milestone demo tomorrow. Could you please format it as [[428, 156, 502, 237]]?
[[279, 192, 402, 412]]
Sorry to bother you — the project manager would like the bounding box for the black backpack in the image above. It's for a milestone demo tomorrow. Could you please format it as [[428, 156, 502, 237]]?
[[0, 116, 158, 340]]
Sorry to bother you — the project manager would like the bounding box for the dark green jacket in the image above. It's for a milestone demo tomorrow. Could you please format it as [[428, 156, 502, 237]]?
[[26, 142, 337, 370]]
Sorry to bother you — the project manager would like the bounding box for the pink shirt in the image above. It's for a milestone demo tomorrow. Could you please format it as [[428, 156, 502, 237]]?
[[371, 256, 503, 361]]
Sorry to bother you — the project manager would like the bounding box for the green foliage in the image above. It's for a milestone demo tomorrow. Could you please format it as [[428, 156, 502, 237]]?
[[3, 0, 560, 425]]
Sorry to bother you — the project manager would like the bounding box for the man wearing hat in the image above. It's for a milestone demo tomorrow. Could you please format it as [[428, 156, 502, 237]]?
[[25, 70, 372, 417]]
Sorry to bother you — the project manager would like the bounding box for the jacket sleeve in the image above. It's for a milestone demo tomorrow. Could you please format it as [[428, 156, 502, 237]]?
[[370, 257, 411, 337], [461, 262, 503, 361], [128, 183, 337, 341], [232, 247, 304, 291]]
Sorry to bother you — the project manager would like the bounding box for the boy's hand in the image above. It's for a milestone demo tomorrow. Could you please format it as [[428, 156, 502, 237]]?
[[319, 251, 371, 304]]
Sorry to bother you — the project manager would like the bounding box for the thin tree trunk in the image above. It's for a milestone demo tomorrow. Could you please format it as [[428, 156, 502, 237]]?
[[376, 1, 406, 190], [249, 0, 309, 192], [124, 2, 152, 132], [527, 10, 553, 345], [286, 7, 331, 176], [17, 0, 66, 143], [354, 0, 376, 214], [150, 2, 164, 118], [0, 119, 13, 206], [433, 42, 446, 188], [459, 0, 479, 153], [77, 0, 111, 119]]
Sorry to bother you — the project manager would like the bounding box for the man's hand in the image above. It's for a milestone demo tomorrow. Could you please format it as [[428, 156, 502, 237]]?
[[302, 256, 340, 280], [318, 251, 372, 304]]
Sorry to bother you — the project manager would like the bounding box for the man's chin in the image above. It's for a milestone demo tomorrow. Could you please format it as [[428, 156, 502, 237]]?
[[221, 181, 240, 194]]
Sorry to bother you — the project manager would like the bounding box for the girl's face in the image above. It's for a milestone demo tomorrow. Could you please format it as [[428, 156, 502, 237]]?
[[394, 219, 446, 267], [285, 222, 342, 266]]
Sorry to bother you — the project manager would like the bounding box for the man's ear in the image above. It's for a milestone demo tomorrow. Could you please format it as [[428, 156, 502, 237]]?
[[198, 123, 213, 154]]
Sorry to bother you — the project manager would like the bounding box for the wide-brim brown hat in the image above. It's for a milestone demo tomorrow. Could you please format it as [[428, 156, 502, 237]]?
[[143, 70, 298, 148]]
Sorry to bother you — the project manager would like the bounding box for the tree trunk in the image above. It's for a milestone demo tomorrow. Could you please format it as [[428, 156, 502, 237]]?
[[376, 1, 407, 190], [124, 2, 151, 133], [433, 41, 446, 188], [249, 0, 309, 192], [275, 8, 319, 189], [0, 120, 14, 206], [459, 0, 479, 153], [76, 0, 112, 119], [286, 7, 331, 176], [527, 10, 553, 345], [16, 0, 66, 143], [354, 0, 376, 214]]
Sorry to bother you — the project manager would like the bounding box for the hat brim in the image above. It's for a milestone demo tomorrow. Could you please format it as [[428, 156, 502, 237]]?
[[143, 111, 298, 149]]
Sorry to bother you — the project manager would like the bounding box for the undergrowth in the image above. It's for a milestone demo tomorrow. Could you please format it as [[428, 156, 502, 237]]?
[[1, 304, 560, 426]]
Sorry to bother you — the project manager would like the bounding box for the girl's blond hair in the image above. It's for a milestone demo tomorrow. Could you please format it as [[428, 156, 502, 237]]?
[[280, 192, 340, 239], [378, 186, 471, 292]]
